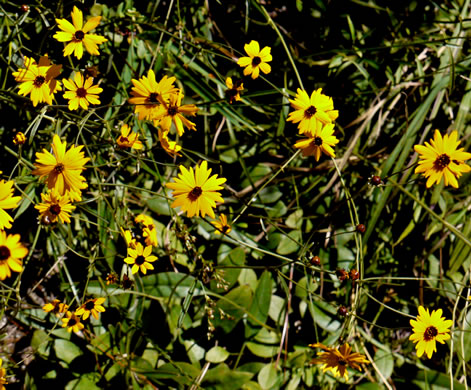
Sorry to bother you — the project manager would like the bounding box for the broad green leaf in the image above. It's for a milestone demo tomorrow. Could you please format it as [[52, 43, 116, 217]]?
[[246, 270, 272, 337], [246, 342, 278, 358], [257, 363, 281, 390], [202, 363, 253, 390], [54, 339, 83, 364], [374, 348, 394, 382], [286, 209, 303, 229], [276, 230, 301, 255], [206, 346, 230, 363], [146, 362, 200, 386], [143, 272, 202, 298], [65, 374, 100, 390], [213, 285, 253, 333], [212, 247, 246, 292]]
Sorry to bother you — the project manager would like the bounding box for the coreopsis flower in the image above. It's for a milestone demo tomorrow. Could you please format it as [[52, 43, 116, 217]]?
[[75, 297, 106, 320], [116, 124, 143, 150], [414, 130, 471, 188], [135, 214, 158, 247], [53, 6, 108, 59], [166, 161, 226, 219], [237, 40, 272, 79], [124, 242, 157, 275], [63, 72, 102, 111], [287, 88, 339, 135], [13, 132, 27, 145], [225, 77, 243, 103], [409, 306, 452, 358], [12, 55, 62, 106], [121, 227, 137, 249], [106, 272, 118, 285], [294, 122, 339, 161], [310, 343, 370, 380], [32, 134, 90, 197], [211, 214, 231, 235], [61, 311, 84, 333], [128, 71, 177, 121], [0, 358, 7, 390], [0, 230, 28, 281], [158, 129, 182, 157], [154, 90, 198, 136], [0, 179, 21, 230], [42, 299, 69, 316], [34, 189, 76, 224]]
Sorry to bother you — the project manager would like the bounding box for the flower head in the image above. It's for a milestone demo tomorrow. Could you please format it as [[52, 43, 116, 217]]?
[[75, 297, 106, 320], [32, 134, 90, 197], [414, 130, 471, 188], [135, 214, 158, 247], [211, 214, 231, 235], [225, 77, 244, 103], [409, 306, 452, 358], [53, 6, 108, 59], [35, 189, 76, 224], [0, 231, 28, 281], [61, 311, 84, 333], [154, 90, 198, 136], [310, 342, 370, 380], [288, 88, 339, 135], [158, 129, 182, 157], [43, 299, 69, 316], [294, 122, 339, 161], [128, 71, 178, 121], [116, 124, 143, 150], [13, 132, 27, 145], [124, 242, 158, 275], [166, 161, 226, 219], [0, 179, 21, 230], [237, 40, 272, 79], [63, 72, 102, 111]]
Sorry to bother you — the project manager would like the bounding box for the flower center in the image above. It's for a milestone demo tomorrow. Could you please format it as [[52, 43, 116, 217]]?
[[222, 225, 229, 233], [252, 56, 262, 66], [84, 301, 95, 310], [167, 105, 179, 117], [33, 76, 46, 87], [314, 136, 323, 146], [135, 255, 145, 265], [337, 359, 347, 366], [424, 326, 438, 341], [54, 163, 65, 173], [76, 88, 87, 98], [68, 318, 77, 326], [49, 204, 62, 215], [118, 136, 129, 145], [74, 30, 85, 41], [147, 93, 159, 104], [188, 186, 203, 201], [304, 106, 317, 118], [434, 154, 451, 170], [0, 246, 10, 260]]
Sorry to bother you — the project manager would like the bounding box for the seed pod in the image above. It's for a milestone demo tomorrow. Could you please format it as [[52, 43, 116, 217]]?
[[356, 224, 366, 234], [21, 4, 30, 12], [336, 268, 349, 281], [338, 306, 348, 316], [349, 269, 360, 280], [311, 255, 321, 266], [370, 175, 382, 186]]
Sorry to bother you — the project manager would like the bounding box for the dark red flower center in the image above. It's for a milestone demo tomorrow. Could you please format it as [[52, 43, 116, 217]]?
[[84, 301, 95, 310], [0, 246, 10, 260], [74, 30, 85, 41], [251, 56, 262, 66], [135, 255, 145, 265], [304, 106, 317, 118], [34, 76, 46, 87], [337, 359, 347, 366], [434, 154, 450, 170], [424, 326, 438, 341], [314, 136, 323, 146], [49, 204, 62, 215], [188, 186, 203, 201], [68, 318, 77, 326], [54, 163, 65, 173], [76, 88, 87, 98], [147, 93, 159, 104], [167, 105, 179, 116], [118, 136, 129, 146], [222, 225, 229, 233]]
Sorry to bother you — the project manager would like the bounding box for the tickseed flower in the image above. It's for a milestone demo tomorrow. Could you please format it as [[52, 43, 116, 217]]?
[[53, 6, 108, 59], [32, 134, 90, 197], [166, 160, 226, 219], [12, 55, 62, 106], [34, 189, 76, 224], [63, 72, 102, 111], [124, 242, 157, 275], [294, 122, 339, 161], [414, 130, 471, 188], [237, 40, 272, 79], [0, 179, 21, 230], [310, 343, 370, 381], [409, 306, 452, 359], [75, 297, 106, 320], [288, 88, 339, 135], [211, 214, 231, 235], [158, 129, 182, 157], [128, 71, 178, 121], [121, 228, 137, 249], [13, 132, 27, 145], [225, 77, 243, 103], [154, 90, 198, 136], [61, 311, 84, 333], [42, 299, 69, 316], [135, 214, 158, 247], [0, 358, 7, 389], [116, 124, 143, 150], [0, 230, 28, 281]]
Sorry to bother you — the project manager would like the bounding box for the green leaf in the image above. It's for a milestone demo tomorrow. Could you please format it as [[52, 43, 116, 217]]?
[[246, 342, 278, 358], [246, 270, 272, 336], [206, 346, 230, 363], [54, 339, 83, 364], [374, 349, 394, 382], [257, 363, 281, 390], [143, 272, 202, 298], [212, 247, 246, 292], [213, 285, 253, 333], [286, 209, 303, 229], [65, 374, 101, 390], [276, 230, 301, 255], [202, 363, 253, 390]]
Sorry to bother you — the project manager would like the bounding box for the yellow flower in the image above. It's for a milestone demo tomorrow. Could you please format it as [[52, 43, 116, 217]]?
[[63, 72, 102, 111], [237, 40, 272, 79], [414, 130, 471, 188], [211, 214, 231, 235], [61, 311, 84, 333], [75, 297, 106, 320], [154, 90, 198, 136], [135, 214, 158, 247], [310, 342, 370, 380], [13, 132, 27, 145], [42, 299, 69, 316], [409, 306, 452, 359], [128, 71, 177, 121], [34, 189, 76, 224], [12, 55, 62, 106], [53, 6, 108, 59], [225, 77, 244, 103], [121, 227, 137, 249], [0, 358, 7, 390], [0, 179, 21, 230], [158, 129, 182, 157], [32, 134, 90, 197], [124, 242, 158, 275], [0, 230, 28, 281], [294, 122, 339, 161], [116, 124, 143, 150], [166, 161, 226, 219], [287, 88, 339, 135]]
